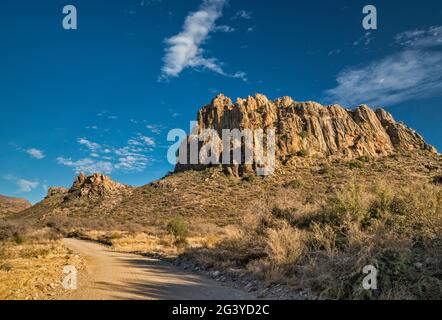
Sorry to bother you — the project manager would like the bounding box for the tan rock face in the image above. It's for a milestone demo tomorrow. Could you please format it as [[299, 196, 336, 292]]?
[[0, 195, 31, 217], [66, 173, 128, 199], [176, 94, 436, 175], [46, 187, 68, 198]]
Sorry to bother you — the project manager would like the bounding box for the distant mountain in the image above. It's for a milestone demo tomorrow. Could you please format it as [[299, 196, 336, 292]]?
[[0, 195, 32, 218]]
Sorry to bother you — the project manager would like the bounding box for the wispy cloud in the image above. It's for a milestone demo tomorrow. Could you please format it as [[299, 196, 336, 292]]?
[[78, 138, 101, 152], [395, 26, 442, 48], [232, 10, 252, 20], [26, 148, 45, 159], [56, 157, 114, 175], [3, 175, 39, 193], [214, 25, 235, 33], [325, 26, 442, 107], [159, 0, 247, 81], [57, 134, 155, 174], [146, 124, 164, 134], [353, 32, 374, 46]]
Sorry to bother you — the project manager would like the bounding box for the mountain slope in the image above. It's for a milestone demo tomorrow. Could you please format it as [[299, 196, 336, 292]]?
[[0, 195, 31, 218]]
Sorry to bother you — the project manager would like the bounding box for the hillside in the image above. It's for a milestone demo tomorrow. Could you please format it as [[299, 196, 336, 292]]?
[[0, 195, 31, 218]]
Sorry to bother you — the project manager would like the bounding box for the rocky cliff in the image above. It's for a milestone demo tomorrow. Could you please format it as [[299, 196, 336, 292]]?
[[65, 173, 129, 200], [175, 94, 436, 175], [0, 195, 32, 217]]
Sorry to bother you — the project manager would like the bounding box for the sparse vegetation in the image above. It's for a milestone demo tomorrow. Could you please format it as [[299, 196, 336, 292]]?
[[166, 217, 189, 240], [297, 149, 309, 157], [186, 180, 442, 299], [433, 175, 442, 185], [242, 174, 256, 183], [284, 179, 303, 189], [348, 160, 364, 169]]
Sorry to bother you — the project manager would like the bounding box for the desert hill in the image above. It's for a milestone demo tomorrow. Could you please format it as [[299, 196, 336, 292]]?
[[0, 195, 31, 218]]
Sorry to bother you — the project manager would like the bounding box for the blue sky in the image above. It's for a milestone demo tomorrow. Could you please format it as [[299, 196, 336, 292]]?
[[1, 0, 441, 203]]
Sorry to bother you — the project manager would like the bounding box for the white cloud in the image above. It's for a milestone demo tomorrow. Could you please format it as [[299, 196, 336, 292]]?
[[139, 135, 155, 146], [353, 32, 373, 46], [56, 157, 114, 175], [26, 148, 45, 159], [17, 179, 39, 193], [325, 26, 442, 107], [146, 124, 163, 134], [3, 175, 39, 193], [395, 26, 442, 48], [57, 134, 156, 174], [232, 10, 252, 20], [214, 25, 234, 32], [78, 138, 101, 152], [159, 0, 246, 81]]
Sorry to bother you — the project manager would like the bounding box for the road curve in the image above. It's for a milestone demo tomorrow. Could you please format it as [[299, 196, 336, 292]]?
[[60, 238, 253, 300]]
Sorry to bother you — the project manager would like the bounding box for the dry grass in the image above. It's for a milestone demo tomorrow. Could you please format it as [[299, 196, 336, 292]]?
[[0, 228, 84, 300], [188, 179, 442, 299]]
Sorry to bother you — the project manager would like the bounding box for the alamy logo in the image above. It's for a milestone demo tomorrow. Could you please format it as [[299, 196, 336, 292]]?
[[362, 5, 377, 30], [167, 122, 276, 176], [362, 265, 378, 290], [62, 265, 77, 290], [63, 5, 77, 30]]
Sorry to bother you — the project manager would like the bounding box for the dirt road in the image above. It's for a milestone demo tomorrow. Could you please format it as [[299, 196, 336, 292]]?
[[60, 238, 253, 300]]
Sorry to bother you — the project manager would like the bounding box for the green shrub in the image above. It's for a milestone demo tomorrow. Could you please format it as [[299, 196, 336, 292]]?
[[13, 233, 25, 244], [284, 179, 303, 189], [357, 156, 371, 163], [242, 174, 256, 183], [433, 175, 442, 185], [348, 160, 364, 169], [299, 131, 308, 139], [271, 207, 296, 225], [297, 149, 309, 157], [166, 218, 188, 239], [0, 262, 13, 272]]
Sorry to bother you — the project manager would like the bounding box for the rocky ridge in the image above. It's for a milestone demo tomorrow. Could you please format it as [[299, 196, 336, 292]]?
[[0, 195, 32, 217], [176, 94, 436, 176]]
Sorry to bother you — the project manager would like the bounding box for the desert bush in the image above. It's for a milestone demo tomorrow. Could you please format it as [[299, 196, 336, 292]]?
[[271, 207, 296, 226], [284, 179, 303, 189], [299, 131, 308, 139], [297, 149, 309, 157], [348, 160, 364, 169], [0, 221, 28, 242], [166, 217, 188, 240], [432, 175, 442, 185], [13, 234, 25, 244], [242, 174, 256, 183], [266, 223, 305, 266], [0, 262, 13, 272]]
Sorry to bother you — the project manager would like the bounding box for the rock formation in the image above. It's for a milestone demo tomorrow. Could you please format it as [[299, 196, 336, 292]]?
[[65, 173, 129, 200], [175, 94, 436, 176], [0, 195, 32, 217]]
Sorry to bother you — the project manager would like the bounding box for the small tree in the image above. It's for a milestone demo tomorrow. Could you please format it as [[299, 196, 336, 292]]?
[[166, 217, 188, 240]]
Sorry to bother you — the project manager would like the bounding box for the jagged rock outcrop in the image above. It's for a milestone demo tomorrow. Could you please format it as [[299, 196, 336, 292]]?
[[65, 173, 129, 200], [46, 187, 68, 198], [0, 195, 32, 217], [175, 94, 436, 175]]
